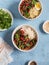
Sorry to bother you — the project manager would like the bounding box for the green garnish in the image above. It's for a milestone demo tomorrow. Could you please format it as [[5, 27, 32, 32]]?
[[24, 11, 30, 18], [0, 9, 12, 29], [27, 6, 32, 9], [15, 33, 20, 41], [32, 0, 38, 5], [18, 42, 25, 49]]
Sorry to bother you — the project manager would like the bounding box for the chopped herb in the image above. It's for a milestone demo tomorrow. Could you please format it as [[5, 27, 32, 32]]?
[[32, 0, 37, 5], [0, 9, 12, 29]]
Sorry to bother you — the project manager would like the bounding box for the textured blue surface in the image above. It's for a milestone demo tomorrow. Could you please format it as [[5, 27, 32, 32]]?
[[0, 0, 49, 65]]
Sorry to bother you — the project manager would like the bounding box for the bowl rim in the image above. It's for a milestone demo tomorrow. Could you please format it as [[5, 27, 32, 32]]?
[[18, 0, 43, 20], [43, 20, 49, 34], [12, 24, 39, 52], [0, 8, 13, 31], [28, 60, 37, 65]]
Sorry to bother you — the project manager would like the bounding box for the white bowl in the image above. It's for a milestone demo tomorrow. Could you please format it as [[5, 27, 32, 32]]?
[[28, 60, 37, 65], [18, 0, 42, 20], [0, 8, 13, 31], [12, 24, 38, 52], [43, 20, 49, 34]]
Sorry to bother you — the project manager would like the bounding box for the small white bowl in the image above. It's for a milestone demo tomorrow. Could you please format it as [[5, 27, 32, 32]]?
[[0, 8, 13, 31], [12, 24, 38, 52], [43, 20, 49, 34], [18, 0, 42, 20], [28, 60, 37, 65]]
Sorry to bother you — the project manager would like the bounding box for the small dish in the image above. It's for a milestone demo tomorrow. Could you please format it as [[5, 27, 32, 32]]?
[[18, 0, 42, 20], [12, 24, 38, 52], [43, 20, 49, 34], [28, 60, 37, 65], [0, 8, 13, 31]]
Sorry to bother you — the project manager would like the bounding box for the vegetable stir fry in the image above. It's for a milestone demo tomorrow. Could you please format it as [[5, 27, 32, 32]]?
[[20, 0, 42, 19], [14, 27, 37, 50], [0, 9, 12, 29]]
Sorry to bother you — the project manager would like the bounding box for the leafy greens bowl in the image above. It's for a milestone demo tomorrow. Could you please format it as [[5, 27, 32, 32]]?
[[0, 8, 13, 31]]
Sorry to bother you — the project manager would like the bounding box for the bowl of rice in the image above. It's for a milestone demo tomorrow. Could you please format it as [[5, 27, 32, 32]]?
[[12, 24, 38, 52]]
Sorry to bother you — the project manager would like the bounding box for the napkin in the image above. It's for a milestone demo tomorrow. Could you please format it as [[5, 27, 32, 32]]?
[[0, 37, 13, 65]]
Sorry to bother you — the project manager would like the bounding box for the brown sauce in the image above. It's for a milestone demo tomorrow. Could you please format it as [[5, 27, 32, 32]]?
[[30, 61, 37, 65]]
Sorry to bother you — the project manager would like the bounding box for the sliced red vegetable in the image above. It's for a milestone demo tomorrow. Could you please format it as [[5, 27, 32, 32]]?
[[20, 37, 24, 41], [30, 42, 33, 45], [20, 1, 25, 6], [14, 39, 17, 43], [26, 3, 29, 6], [28, 9, 30, 12]]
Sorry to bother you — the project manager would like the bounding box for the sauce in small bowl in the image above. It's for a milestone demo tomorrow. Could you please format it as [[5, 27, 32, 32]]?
[[28, 60, 37, 65], [43, 20, 49, 34]]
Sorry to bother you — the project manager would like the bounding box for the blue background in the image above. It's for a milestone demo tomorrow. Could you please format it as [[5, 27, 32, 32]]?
[[0, 0, 49, 65]]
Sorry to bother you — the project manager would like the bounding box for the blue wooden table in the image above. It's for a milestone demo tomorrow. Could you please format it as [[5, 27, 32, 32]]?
[[0, 0, 49, 65]]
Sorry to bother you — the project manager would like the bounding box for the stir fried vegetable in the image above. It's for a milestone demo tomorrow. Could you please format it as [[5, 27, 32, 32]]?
[[0, 9, 12, 29], [14, 28, 37, 50]]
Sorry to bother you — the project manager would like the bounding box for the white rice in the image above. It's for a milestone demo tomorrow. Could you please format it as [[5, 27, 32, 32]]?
[[22, 26, 36, 39]]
